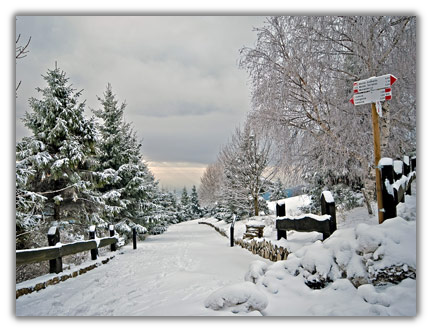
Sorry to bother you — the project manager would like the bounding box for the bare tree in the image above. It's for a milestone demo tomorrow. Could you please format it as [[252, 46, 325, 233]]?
[[240, 16, 416, 211], [198, 160, 224, 208], [219, 124, 275, 217], [16, 33, 31, 94]]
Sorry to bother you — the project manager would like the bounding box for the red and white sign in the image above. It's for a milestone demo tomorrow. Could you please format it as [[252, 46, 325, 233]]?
[[350, 88, 392, 106], [353, 74, 397, 94]]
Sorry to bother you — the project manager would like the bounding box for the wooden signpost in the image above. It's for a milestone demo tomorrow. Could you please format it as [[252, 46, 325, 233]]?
[[350, 74, 397, 224]]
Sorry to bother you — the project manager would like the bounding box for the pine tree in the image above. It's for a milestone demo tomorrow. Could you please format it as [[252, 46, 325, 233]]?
[[92, 84, 161, 238], [178, 187, 192, 221], [190, 185, 202, 219], [155, 189, 181, 225], [16, 65, 99, 238], [16, 160, 47, 249], [270, 178, 286, 201]]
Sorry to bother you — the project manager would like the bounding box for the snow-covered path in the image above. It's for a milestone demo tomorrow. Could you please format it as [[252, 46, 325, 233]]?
[[16, 220, 267, 316]]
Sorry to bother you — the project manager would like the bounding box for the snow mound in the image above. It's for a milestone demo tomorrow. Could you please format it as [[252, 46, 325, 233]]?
[[253, 216, 416, 289], [244, 261, 268, 283], [204, 281, 268, 314]]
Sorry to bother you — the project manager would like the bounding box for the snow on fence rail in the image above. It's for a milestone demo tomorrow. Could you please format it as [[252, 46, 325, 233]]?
[[379, 155, 416, 221], [276, 191, 337, 240], [16, 225, 118, 274]]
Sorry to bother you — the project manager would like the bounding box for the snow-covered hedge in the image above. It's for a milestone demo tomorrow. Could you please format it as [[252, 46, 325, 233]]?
[[204, 281, 268, 314]]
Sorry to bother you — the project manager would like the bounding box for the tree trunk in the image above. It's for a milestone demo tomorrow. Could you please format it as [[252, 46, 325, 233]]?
[[253, 195, 259, 216], [380, 101, 391, 155], [361, 188, 373, 215], [362, 166, 376, 215], [54, 203, 61, 221]]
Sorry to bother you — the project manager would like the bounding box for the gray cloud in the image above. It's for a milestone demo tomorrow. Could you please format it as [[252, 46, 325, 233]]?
[[15, 16, 265, 189]]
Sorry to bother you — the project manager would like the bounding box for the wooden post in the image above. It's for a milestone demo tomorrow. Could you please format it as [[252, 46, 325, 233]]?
[[133, 227, 137, 250], [380, 161, 397, 221], [276, 203, 287, 240], [89, 225, 98, 260], [371, 102, 385, 224], [320, 191, 337, 235], [403, 156, 410, 176], [230, 223, 234, 247], [276, 203, 286, 218], [47, 226, 62, 274], [405, 156, 416, 196], [109, 225, 116, 252], [411, 156, 416, 172]]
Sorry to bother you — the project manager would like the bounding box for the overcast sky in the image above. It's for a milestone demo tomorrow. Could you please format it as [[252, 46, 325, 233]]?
[[15, 16, 266, 191]]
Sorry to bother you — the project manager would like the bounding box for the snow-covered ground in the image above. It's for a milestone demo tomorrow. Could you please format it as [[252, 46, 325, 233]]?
[[16, 220, 267, 316], [203, 183, 416, 316], [16, 183, 416, 316]]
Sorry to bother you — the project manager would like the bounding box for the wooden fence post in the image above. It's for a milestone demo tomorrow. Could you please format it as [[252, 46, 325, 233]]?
[[89, 225, 98, 260], [406, 156, 416, 196], [47, 226, 62, 274], [276, 203, 287, 240], [404, 156, 414, 197], [320, 191, 337, 235], [403, 156, 410, 176], [133, 227, 137, 250], [109, 225, 116, 251], [411, 156, 416, 172], [380, 159, 397, 221]]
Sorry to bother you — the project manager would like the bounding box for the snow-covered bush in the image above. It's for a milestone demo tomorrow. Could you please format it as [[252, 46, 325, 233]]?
[[250, 216, 416, 289], [204, 281, 268, 314], [148, 225, 167, 235]]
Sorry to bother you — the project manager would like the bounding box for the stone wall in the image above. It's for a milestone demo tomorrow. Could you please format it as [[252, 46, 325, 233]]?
[[198, 221, 290, 262], [16, 255, 115, 299]]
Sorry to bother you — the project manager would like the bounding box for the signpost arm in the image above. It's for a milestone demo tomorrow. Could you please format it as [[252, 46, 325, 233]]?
[[371, 102, 384, 223]]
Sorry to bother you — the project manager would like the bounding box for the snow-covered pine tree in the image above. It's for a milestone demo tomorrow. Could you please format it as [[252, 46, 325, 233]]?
[[16, 160, 46, 249], [92, 84, 162, 238], [16, 65, 99, 241], [178, 187, 192, 221], [190, 185, 202, 219], [153, 189, 181, 226], [270, 178, 286, 201]]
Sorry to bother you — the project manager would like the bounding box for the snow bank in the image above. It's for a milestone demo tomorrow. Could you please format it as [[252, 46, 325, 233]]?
[[244, 261, 268, 283], [276, 216, 416, 287], [204, 281, 268, 314]]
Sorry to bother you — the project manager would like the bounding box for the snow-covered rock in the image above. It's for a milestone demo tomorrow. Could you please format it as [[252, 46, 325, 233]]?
[[204, 281, 268, 314]]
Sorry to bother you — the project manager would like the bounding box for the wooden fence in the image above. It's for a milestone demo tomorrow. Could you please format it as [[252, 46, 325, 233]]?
[[379, 155, 416, 221], [16, 225, 118, 274], [276, 191, 337, 240]]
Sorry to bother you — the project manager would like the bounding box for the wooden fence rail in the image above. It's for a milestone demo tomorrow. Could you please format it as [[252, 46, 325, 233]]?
[[16, 225, 118, 274], [276, 191, 337, 240]]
